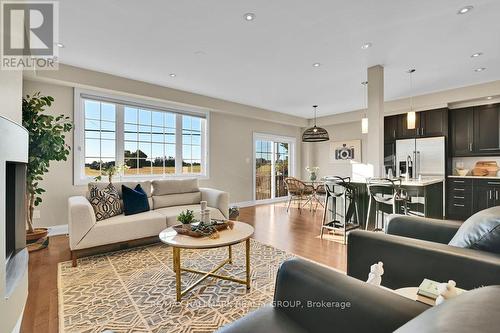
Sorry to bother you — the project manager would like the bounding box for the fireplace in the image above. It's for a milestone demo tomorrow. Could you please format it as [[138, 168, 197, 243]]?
[[5, 161, 27, 264], [1, 115, 29, 309]]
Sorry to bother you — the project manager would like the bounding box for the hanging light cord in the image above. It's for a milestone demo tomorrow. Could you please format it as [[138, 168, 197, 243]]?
[[408, 69, 415, 112], [313, 105, 318, 127]]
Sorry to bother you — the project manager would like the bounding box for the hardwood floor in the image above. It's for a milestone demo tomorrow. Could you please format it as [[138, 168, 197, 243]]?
[[20, 202, 346, 333]]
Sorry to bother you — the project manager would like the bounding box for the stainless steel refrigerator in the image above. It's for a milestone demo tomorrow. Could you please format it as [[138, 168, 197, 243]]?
[[395, 136, 445, 178]]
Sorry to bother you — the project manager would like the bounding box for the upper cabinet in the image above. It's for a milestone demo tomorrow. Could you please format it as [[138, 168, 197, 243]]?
[[419, 108, 448, 138], [384, 108, 448, 143], [450, 103, 500, 157], [450, 107, 474, 156], [474, 104, 500, 155]]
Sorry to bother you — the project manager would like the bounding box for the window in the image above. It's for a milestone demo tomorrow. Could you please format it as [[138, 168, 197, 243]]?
[[75, 90, 208, 184]]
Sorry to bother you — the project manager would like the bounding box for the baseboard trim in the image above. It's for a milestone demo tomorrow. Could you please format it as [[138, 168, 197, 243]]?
[[48, 224, 69, 237], [230, 197, 289, 208]]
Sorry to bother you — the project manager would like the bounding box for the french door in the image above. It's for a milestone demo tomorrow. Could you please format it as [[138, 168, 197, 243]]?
[[253, 133, 295, 201]]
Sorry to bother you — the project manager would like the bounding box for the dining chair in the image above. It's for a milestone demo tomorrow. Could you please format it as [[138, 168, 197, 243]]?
[[284, 177, 315, 213]]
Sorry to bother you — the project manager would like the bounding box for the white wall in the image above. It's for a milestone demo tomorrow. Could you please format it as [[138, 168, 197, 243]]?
[[0, 71, 23, 124], [308, 121, 367, 179], [23, 79, 303, 228]]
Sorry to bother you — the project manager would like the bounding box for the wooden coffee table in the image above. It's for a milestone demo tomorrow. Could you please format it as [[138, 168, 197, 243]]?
[[159, 221, 254, 301]]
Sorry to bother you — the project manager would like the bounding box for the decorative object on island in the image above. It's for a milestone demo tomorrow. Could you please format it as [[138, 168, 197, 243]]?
[[305, 166, 319, 181], [366, 261, 384, 286], [229, 206, 240, 220], [329, 140, 361, 164], [93, 163, 130, 183], [172, 220, 234, 238], [302, 105, 330, 142], [22, 93, 73, 251]]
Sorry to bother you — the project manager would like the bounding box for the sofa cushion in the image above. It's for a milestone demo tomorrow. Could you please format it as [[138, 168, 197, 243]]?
[[88, 184, 122, 221], [395, 286, 500, 333], [88, 181, 152, 197], [153, 192, 201, 209], [155, 205, 226, 226], [122, 184, 150, 215], [449, 206, 500, 254], [152, 179, 199, 196], [73, 210, 167, 250]]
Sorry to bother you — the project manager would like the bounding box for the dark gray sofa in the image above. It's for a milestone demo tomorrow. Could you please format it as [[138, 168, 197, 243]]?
[[217, 258, 500, 333], [347, 213, 500, 290], [217, 258, 428, 333]]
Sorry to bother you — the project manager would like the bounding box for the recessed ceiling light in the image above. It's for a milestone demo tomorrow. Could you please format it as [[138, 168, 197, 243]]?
[[55, 43, 64, 48], [486, 96, 493, 100], [312, 62, 321, 67], [361, 42, 372, 49], [471, 52, 483, 58], [474, 67, 486, 72], [244, 13, 255, 21], [169, 73, 176, 77], [457, 5, 473, 14]]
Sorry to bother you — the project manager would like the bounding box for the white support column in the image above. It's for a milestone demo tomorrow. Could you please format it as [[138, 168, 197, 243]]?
[[367, 65, 384, 177]]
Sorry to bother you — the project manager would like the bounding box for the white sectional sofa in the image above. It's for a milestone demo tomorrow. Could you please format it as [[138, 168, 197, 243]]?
[[68, 178, 228, 266]]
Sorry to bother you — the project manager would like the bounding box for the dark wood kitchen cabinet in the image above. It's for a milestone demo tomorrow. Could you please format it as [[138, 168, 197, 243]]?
[[419, 108, 448, 137], [474, 104, 500, 155], [450, 107, 474, 156], [474, 179, 500, 212], [384, 108, 448, 143], [450, 103, 500, 157]]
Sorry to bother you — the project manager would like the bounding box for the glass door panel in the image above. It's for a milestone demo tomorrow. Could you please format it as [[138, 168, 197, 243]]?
[[275, 142, 289, 198], [255, 140, 272, 200]]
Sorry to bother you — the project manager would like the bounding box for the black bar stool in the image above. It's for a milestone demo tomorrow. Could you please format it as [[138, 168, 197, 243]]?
[[321, 176, 360, 244], [366, 178, 409, 231]]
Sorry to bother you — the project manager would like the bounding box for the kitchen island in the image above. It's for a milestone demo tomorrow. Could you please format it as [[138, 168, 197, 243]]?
[[325, 176, 445, 229]]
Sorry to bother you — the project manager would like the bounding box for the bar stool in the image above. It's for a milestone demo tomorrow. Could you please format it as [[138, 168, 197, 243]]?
[[320, 176, 360, 244], [365, 178, 409, 231]]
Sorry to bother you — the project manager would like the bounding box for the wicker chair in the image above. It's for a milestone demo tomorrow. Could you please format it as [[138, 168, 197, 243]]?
[[284, 177, 315, 213]]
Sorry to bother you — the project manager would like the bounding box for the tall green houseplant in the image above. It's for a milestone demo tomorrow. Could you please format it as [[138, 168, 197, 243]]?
[[22, 93, 73, 234]]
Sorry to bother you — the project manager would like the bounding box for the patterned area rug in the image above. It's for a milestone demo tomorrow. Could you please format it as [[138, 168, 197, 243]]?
[[58, 239, 294, 332]]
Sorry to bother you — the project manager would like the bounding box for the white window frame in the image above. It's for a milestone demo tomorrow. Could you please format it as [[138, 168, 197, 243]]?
[[73, 88, 210, 185], [252, 132, 296, 202]]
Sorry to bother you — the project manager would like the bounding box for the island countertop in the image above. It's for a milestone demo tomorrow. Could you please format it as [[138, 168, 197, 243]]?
[[345, 176, 445, 187]]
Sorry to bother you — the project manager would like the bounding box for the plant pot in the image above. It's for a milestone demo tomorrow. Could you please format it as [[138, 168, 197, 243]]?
[[26, 228, 49, 252], [26, 227, 48, 242]]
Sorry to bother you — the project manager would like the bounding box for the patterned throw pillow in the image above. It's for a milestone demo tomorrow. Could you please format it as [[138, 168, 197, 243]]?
[[89, 183, 123, 221]]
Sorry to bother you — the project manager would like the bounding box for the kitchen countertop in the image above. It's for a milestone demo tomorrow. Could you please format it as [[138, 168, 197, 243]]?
[[347, 176, 445, 187], [448, 175, 500, 179]]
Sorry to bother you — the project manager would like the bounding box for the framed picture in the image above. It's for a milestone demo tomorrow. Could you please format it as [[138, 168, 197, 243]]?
[[329, 140, 361, 164]]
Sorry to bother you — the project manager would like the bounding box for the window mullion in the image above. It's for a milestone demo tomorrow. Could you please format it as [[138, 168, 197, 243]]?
[[116, 104, 125, 171], [175, 114, 182, 174]]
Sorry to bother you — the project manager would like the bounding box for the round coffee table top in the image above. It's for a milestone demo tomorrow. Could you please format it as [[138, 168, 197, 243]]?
[[159, 221, 254, 249]]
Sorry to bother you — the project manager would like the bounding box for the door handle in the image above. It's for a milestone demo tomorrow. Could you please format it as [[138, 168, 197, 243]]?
[[453, 196, 465, 199], [487, 182, 500, 185], [453, 180, 465, 183], [489, 190, 492, 200], [421, 128, 424, 136], [453, 203, 465, 207], [496, 190, 499, 201], [393, 130, 395, 138], [469, 143, 473, 151]]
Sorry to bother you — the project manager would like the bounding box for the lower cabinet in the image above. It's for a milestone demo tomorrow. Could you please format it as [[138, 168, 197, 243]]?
[[446, 178, 500, 220]]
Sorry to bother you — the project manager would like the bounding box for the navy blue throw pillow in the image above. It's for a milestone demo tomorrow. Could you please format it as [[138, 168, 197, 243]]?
[[121, 184, 150, 216]]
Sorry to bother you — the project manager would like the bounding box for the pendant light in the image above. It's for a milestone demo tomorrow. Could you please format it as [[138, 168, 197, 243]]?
[[302, 105, 330, 142], [407, 69, 416, 130], [361, 81, 368, 134]]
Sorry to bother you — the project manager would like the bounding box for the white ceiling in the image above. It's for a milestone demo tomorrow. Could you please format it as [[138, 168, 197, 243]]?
[[58, 0, 500, 118]]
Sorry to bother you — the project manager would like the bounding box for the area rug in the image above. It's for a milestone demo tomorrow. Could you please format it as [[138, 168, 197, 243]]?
[[58, 239, 294, 333]]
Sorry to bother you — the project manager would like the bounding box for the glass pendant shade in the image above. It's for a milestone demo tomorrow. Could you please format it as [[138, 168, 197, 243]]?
[[302, 105, 329, 142], [407, 111, 416, 129]]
